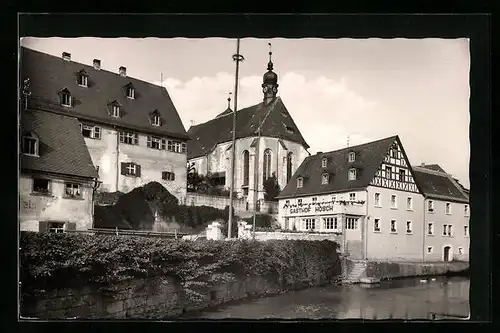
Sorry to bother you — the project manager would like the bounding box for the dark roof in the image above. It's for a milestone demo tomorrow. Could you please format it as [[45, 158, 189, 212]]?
[[417, 164, 447, 173], [21, 47, 189, 141], [21, 110, 99, 179], [187, 97, 309, 159], [277, 135, 399, 199], [412, 166, 468, 203]]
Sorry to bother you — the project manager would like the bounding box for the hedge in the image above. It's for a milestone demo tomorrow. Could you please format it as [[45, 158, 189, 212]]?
[[20, 232, 341, 302]]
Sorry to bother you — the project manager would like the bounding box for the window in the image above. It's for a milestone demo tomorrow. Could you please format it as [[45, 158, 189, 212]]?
[[390, 149, 397, 158], [304, 218, 316, 230], [286, 152, 293, 182], [427, 246, 433, 254], [263, 149, 272, 180], [349, 193, 356, 201], [285, 126, 295, 133], [428, 200, 434, 212], [398, 169, 406, 182], [448, 225, 453, 237], [126, 86, 135, 99], [321, 173, 329, 185], [78, 74, 88, 87], [458, 247, 463, 255], [406, 221, 412, 234], [445, 202, 452, 215], [373, 218, 381, 232], [321, 158, 327, 168], [121, 162, 141, 177], [348, 152, 356, 162], [152, 115, 161, 127], [406, 197, 413, 211], [297, 177, 303, 188], [324, 217, 337, 230], [348, 168, 356, 181], [443, 224, 453, 237], [22, 132, 38, 155], [390, 195, 397, 209], [167, 140, 186, 153], [81, 125, 101, 139], [346, 217, 358, 230], [64, 183, 82, 198], [390, 220, 397, 233], [374, 193, 381, 207], [464, 225, 469, 237], [428, 222, 434, 235], [464, 205, 469, 216], [385, 166, 393, 179], [32, 178, 50, 194], [162, 171, 175, 181], [48, 222, 65, 233], [119, 131, 139, 145], [243, 150, 250, 185], [61, 90, 72, 107], [111, 105, 120, 118], [147, 136, 166, 150]]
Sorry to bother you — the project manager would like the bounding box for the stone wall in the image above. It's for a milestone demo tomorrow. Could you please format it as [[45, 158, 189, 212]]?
[[364, 260, 469, 280], [185, 193, 278, 216]]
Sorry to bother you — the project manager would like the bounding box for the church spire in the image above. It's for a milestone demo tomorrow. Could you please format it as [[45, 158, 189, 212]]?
[[262, 42, 278, 104]]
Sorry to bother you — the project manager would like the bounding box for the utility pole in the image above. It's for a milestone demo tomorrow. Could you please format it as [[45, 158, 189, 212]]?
[[228, 38, 244, 239]]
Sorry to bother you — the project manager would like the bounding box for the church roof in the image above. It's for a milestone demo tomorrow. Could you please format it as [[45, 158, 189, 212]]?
[[21, 110, 99, 179], [20, 47, 189, 140], [187, 97, 309, 159], [412, 166, 469, 203], [277, 136, 399, 199]]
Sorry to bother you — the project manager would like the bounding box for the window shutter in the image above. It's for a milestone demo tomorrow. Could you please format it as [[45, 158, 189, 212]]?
[[161, 139, 166, 150], [66, 222, 77, 231], [162, 171, 167, 180], [181, 143, 187, 153], [94, 127, 101, 139], [134, 134, 139, 145], [172, 173, 175, 181], [38, 221, 48, 232], [136, 165, 141, 177], [147, 136, 152, 148], [119, 132, 124, 143], [120, 162, 128, 175]]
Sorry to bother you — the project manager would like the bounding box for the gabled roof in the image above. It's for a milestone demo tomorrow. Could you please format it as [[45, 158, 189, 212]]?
[[187, 97, 309, 160], [20, 110, 99, 179], [21, 47, 189, 141], [412, 165, 469, 203], [277, 135, 399, 199]]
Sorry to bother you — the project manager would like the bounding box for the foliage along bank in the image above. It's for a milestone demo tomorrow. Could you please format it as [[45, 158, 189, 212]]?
[[20, 232, 341, 304]]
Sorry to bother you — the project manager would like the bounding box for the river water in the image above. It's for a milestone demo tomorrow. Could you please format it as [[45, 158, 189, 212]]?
[[182, 276, 469, 320]]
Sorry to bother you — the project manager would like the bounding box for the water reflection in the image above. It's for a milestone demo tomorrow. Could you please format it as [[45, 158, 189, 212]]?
[[183, 276, 469, 320]]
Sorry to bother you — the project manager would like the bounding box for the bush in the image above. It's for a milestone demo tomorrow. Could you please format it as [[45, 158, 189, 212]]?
[[20, 232, 341, 301]]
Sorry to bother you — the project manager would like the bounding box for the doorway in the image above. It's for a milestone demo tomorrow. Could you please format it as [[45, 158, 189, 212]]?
[[443, 246, 451, 262]]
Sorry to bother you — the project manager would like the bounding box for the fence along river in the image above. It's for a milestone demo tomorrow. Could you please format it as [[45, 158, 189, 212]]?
[[181, 276, 469, 320]]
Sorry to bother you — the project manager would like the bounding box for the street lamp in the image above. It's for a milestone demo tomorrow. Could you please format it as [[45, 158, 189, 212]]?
[[228, 38, 244, 239]]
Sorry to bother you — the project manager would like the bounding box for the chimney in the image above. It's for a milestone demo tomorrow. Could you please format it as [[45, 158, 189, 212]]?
[[62, 52, 71, 61], [317, 151, 323, 155], [93, 59, 101, 70], [421, 162, 426, 167], [119, 66, 127, 77]]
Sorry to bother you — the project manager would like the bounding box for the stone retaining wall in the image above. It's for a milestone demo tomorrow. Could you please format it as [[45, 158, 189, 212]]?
[[365, 261, 469, 280]]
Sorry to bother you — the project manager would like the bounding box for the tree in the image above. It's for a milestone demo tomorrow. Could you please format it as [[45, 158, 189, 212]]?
[[263, 172, 281, 202]]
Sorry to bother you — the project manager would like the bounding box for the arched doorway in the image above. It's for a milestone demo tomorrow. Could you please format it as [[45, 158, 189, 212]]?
[[443, 246, 451, 262]]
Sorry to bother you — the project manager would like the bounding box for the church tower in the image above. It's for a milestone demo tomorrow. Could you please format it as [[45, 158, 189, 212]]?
[[262, 43, 278, 105]]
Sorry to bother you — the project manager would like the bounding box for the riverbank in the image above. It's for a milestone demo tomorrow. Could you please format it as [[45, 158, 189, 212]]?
[[365, 260, 469, 281]]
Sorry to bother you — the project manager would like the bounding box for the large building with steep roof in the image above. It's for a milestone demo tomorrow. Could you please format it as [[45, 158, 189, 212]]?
[[187, 50, 310, 210], [20, 47, 190, 201]]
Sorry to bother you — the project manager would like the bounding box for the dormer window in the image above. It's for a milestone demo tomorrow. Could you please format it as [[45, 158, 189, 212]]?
[[111, 105, 120, 118], [285, 126, 295, 133], [77, 70, 88, 87], [348, 168, 357, 181], [321, 173, 329, 185], [149, 110, 162, 127], [125, 83, 135, 99], [297, 177, 304, 188], [321, 158, 327, 168], [22, 131, 38, 156], [152, 114, 161, 126], [348, 152, 356, 162], [60, 88, 72, 107]]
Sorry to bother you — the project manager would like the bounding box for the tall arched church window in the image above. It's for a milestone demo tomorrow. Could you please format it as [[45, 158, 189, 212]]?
[[286, 152, 293, 182], [243, 150, 250, 186], [263, 149, 272, 181]]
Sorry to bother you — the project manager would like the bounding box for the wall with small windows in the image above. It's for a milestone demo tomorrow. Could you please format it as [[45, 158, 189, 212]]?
[[423, 199, 470, 262], [19, 174, 94, 232], [365, 185, 425, 261], [82, 123, 187, 201]]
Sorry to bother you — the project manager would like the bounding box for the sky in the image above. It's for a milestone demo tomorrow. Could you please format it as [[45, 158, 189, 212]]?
[[20, 37, 470, 187]]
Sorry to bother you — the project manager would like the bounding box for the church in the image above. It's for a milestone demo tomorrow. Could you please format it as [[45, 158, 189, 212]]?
[[187, 49, 310, 210]]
